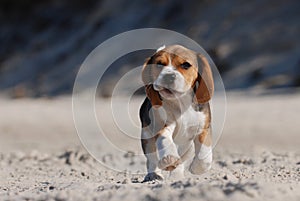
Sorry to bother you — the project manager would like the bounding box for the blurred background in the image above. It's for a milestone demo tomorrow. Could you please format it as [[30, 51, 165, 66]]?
[[0, 0, 299, 98], [0, 0, 299, 153], [1, 2, 300, 199]]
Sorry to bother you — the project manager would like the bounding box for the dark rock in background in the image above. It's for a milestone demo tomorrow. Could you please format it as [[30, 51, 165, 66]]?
[[0, 0, 299, 97]]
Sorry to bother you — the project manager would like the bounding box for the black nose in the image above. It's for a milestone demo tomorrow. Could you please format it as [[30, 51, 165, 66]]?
[[163, 73, 176, 85]]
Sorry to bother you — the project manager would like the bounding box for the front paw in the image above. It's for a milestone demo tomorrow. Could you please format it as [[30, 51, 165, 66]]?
[[189, 158, 212, 175], [142, 172, 164, 182], [158, 155, 181, 171]]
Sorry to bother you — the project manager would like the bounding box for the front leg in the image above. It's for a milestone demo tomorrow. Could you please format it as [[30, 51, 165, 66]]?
[[141, 127, 163, 182], [155, 123, 181, 171], [189, 128, 212, 174]]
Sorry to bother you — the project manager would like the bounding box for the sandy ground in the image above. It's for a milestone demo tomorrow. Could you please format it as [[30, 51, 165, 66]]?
[[0, 91, 300, 200]]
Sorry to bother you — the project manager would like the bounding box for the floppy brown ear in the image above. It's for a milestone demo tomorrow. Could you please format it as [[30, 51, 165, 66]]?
[[194, 54, 214, 104], [145, 84, 162, 108], [142, 57, 162, 108]]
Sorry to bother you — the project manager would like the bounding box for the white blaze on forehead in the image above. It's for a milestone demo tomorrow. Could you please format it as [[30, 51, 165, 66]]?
[[156, 45, 166, 52]]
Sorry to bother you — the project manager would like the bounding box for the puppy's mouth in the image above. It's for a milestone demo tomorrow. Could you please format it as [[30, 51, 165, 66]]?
[[154, 85, 183, 98], [161, 88, 173, 95]]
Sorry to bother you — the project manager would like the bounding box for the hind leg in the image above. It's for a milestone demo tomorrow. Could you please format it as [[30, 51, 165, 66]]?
[[189, 128, 212, 174]]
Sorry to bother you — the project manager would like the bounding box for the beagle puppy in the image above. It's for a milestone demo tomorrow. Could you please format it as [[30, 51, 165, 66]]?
[[139, 45, 214, 181]]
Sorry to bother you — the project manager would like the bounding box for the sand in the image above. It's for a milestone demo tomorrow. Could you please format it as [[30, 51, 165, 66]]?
[[0, 92, 299, 200]]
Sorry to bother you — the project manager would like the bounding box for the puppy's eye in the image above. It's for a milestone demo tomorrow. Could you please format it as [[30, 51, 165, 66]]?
[[181, 62, 192, 69]]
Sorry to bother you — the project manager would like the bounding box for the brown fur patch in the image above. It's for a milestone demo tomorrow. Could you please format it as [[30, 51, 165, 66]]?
[[145, 85, 162, 108], [141, 137, 157, 154], [145, 51, 169, 83], [198, 129, 212, 146], [194, 54, 214, 104], [173, 55, 198, 88], [198, 103, 212, 146]]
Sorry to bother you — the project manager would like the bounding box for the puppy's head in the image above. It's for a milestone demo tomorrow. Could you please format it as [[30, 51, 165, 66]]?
[[142, 45, 214, 107]]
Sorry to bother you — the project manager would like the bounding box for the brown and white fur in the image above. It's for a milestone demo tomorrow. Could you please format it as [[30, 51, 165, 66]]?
[[139, 45, 214, 182]]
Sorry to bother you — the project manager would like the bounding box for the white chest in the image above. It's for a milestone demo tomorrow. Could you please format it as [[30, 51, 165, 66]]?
[[149, 98, 207, 144], [172, 106, 206, 143]]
